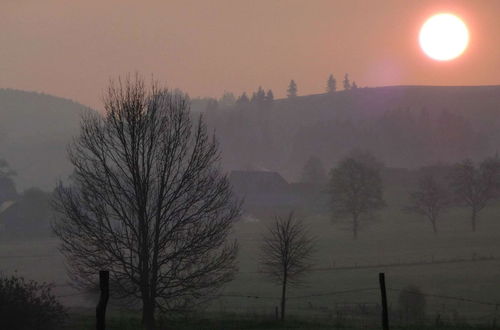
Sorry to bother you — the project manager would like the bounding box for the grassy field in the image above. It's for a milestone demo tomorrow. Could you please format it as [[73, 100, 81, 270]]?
[[65, 312, 500, 330], [2, 178, 500, 327]]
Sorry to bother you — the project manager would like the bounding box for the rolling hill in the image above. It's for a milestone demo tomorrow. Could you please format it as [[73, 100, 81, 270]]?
[[208, 85, 500, 180], [0, 89, 89, 190], [2, 85, 500, 190]]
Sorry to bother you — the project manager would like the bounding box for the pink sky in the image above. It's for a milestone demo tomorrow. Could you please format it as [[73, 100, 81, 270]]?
[[2, 0, 500, 109]]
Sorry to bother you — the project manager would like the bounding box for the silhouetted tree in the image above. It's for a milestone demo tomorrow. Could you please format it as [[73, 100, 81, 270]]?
[[265, 89, 274, 103], [173, 88, 190, 100], [352, 81, 358, 89], [260, 213, 315, 321], [329, 156, 385, 239], [219, 91, 236, 108], [52, 76, 240, 330], [406, 171, 450, 234], [326, 74, 337, 93], [0, 275, 66, 330], [301, 156, 327, 184], [449, 157, 500, 232], [343, 73, 351, 90], [205, 98, 219, 117], [251, 86, 266, 105], [236, 92, 250, 105], [287, 80, 297, 98]]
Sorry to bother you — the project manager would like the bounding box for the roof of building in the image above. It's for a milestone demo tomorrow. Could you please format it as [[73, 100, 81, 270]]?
[[229, 170, 289, 195]]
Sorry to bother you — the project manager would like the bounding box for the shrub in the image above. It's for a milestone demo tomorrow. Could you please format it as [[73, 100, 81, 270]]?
[[0, 275, 66, 330]]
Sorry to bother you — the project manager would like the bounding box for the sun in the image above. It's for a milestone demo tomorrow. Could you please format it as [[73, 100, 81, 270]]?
[[419, 13, 469, 61]]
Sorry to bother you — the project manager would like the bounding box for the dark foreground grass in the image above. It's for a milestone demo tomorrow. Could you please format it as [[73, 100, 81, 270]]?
[[68, 314, 334, 330], [66, 313, 500, 330]]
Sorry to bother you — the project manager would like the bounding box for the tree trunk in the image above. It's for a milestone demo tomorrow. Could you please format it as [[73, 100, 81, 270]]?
[[280, 274, 287, 321], [142, 296, 155, 330], [431, 219, 438, 235], [353, 214, 358, 240], [471, 209, 477, 232]]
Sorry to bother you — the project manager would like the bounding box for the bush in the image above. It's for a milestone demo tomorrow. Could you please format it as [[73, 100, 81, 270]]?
[[0, 275, 66, 330]]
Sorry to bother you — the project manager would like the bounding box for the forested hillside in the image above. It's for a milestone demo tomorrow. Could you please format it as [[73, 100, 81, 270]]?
[[2, 86, 500, 189], [205, 85, 500, 180]]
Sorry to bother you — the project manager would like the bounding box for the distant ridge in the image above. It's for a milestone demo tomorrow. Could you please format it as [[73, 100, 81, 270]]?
[[2, 85, 500, 188], [0, 89, 93, 190], [209, 85, 500, 180]]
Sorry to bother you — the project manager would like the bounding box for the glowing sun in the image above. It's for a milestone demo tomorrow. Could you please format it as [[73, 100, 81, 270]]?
[[419, 13, 469, 61]]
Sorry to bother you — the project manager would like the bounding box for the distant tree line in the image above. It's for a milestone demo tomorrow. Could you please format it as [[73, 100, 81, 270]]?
[[299, 151, 500, 237], [406, 157, 500, 233], [196, 72, 359, 115]]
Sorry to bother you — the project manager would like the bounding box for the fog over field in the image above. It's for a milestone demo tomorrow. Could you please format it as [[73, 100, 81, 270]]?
[[2, 1, 500, 330]]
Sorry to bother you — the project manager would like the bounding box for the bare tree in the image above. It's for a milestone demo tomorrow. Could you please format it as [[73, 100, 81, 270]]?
[[329, 156, 385, 239], [52, 76, 240, 330], [259, 213, 315, 321], [406, 171, 450, 234], [449, 157, 500, 232]]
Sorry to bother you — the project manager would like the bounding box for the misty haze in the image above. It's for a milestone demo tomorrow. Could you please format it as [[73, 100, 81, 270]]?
[[2, 1, 500, 330]]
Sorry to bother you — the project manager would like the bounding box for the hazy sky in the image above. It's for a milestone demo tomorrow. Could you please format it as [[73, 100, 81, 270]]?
[[2, 0, 500, 109]]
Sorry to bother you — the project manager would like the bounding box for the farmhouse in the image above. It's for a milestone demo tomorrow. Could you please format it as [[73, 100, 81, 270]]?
[[229, 170, 327, 216]]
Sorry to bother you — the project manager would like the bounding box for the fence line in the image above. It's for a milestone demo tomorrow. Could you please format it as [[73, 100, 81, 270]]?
[[387, 288, 500, 307], [46, 274, 500, 328], [56, 292, 87, 298], [288, 287, 379, 300], [51, 286, 500, 307]]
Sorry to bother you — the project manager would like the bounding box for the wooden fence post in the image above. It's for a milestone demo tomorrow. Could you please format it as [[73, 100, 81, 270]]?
[[96, 270, 109, 330], [493, 304, 499, 328], [379, 272, 389, 330]]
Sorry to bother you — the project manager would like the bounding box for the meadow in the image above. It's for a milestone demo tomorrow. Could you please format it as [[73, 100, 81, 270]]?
[[2, 177, 500, 329]]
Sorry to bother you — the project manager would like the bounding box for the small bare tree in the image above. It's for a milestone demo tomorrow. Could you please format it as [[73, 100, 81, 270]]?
[[52, 76, 240, 330], [329, 155, 385, 239], [407, 172, 450, 234], [449, 157, 500, 232], [259, 213, 315, 321]]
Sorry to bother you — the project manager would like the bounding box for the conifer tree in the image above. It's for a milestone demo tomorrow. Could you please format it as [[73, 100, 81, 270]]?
[[265, 89, 274, 102], [343, 73, 351, 90], [287, 80, 298, 98], [251, 86, 266, 104], [236, 92, 250, 105], [326, 74, 337, 93]]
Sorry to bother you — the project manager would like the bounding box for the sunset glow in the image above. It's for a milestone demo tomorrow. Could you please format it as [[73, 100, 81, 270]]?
[[419, 13, 469, 61]]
